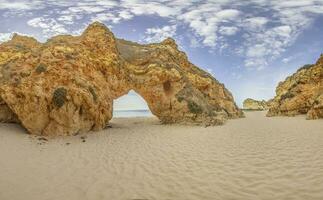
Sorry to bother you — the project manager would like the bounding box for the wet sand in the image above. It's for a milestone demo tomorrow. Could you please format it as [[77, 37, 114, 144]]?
[[0, 111, 323, 200]]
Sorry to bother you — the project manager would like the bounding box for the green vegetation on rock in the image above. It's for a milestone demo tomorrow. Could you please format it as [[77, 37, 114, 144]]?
[[88, 86, 98, 102], [177, 96, 184, 102], [188, 101, 203, 114], [297, 64, 314, 72], [35, 63, 47, 74], [20, 72, 31, 77], [53, 87, 67, 108], [281, 92, 295, 100]]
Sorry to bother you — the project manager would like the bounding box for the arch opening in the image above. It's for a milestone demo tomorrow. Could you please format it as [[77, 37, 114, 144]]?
[[113, 90, 153, 118]]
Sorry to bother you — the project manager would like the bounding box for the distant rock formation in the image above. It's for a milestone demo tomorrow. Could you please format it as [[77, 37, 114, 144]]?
[[0, 22, 243, 136], [267, 55, 323, 119], [243, 98, 268, 110]]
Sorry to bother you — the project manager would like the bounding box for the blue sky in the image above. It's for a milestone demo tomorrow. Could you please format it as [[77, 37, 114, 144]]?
[[0, 0, 323, 109]]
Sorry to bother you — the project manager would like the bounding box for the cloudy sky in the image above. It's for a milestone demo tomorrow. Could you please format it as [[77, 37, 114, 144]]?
[[1, 0, 323, 109]]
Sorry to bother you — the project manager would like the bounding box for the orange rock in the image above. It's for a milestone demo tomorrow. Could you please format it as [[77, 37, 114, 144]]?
[[243, 98, 269, 110], [0, 22, 243, 136], [267, 54, 323, 119]]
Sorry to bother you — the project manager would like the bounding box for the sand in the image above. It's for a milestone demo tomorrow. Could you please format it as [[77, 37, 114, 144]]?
[[0, 111, 323, 200]]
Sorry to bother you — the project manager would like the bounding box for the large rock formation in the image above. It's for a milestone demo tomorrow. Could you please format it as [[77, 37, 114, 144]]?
[[0, 22, 243, 136], [267, 55, 323, 119], [243, 98, 268, 110]]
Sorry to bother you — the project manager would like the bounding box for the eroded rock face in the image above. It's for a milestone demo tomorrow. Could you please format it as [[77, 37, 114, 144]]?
[[0, 96, 18, 123], [243, 98, 268, 110], [0, 22, 243, 136], [267, 55, 323, 119]]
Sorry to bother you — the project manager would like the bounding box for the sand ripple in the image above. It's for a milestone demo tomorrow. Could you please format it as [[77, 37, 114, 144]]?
[[0, 111, 323, 200]]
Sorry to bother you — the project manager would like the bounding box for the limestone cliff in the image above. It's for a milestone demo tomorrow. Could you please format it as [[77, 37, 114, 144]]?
[[243, 98, 268, 110], [0, 22, 243, 136], [267, 55, 323, 119]]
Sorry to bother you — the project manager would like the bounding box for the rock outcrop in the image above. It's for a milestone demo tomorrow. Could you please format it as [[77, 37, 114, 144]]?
[[243, 98, 268, 110], [267, 55, 323, 119], [0, 22, 243, 136]]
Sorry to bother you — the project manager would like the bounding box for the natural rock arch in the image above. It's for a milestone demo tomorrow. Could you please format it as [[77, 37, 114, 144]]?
[[0, 22, 243, 136]]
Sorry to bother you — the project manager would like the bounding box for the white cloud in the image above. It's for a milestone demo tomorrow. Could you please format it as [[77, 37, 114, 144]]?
[[0, 33, 12, 43], [282, 57, 291, 64], [216, 9, 241, 20], [91, 10, 134, 24], [178, 6, 241, 47], [0, 32, 32, 43], [0, 1, 43, 10], [246, 44, 267, 57], [276, 0, 317, 8], [144, 25, 177, 43], [118, 10, 133, 20], [243, 17, 268, 31], [273, 25, 292, 37], [57, 15, 75, 24], [1, 0, 323, 69], [91, 13, 121, 24], [245, 59, 267, 70], [68, 6, 106, 14], [219, 26, 239, 36], [27, 17, 68, 36], [242, 24, 296, 68], [281, 53, 307, 64], [189, 35, 202, 48], [122, 1, 182, 17]]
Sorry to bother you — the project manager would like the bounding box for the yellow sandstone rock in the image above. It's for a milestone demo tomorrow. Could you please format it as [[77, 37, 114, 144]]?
[[267, 54, 323, 119], [0, 22, 243, 136], [243, 98, 269, 110]]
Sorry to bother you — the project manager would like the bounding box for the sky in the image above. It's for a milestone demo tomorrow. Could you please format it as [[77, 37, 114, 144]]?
[[0, 0, 323, 110]]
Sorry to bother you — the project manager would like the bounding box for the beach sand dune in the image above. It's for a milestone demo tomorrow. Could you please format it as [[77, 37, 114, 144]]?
[[0, 111, 323, 200]]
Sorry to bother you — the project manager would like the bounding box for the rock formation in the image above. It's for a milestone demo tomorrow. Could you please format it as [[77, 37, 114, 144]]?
[[0, 22, 243, 136], [267, 55, 323, 119], [243, 98, 268, 110]]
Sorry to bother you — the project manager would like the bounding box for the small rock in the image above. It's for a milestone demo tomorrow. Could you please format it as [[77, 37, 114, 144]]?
[[38, 137, 48, 142], [106, 124, 112, 128]]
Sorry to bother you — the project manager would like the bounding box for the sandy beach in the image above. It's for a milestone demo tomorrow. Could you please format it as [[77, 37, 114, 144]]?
[[0, 111, 323, 200]]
